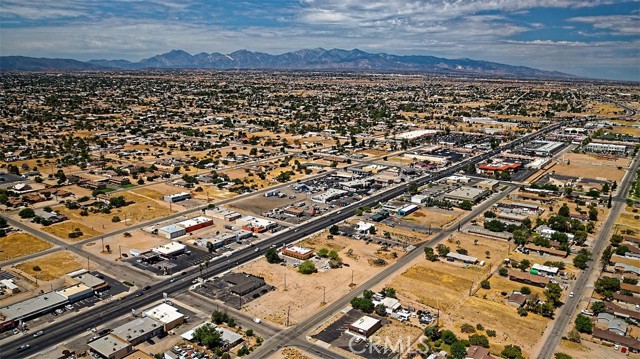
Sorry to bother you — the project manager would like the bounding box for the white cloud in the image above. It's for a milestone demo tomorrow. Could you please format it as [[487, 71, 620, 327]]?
[[569, 15, 640, 35]]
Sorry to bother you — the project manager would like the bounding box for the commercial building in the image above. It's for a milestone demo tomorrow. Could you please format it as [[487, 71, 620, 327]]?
[[0, 291, 68, 330], [152, 242, 186, 258], [397, 204, 420, 216], [347, 316, 382, 338], [88, 333, 133, 359], [355, 221, 375, 234], [264, 189, 280, 197], [444, 187, 489, 203], [236, 216, 276, 233], [478, 162, 521, 174], [584, 142, 627, 156], [157, 224, 186, 239], [57, 283, 94, 303], [143, 303, 184, 331], [411, 195, 430, 204], [281, 245, 314, 260], [176, 216, 213, 232], [163, 192, 191, 203], [112, 317, 163, 345], [311, 188, 348, 203]]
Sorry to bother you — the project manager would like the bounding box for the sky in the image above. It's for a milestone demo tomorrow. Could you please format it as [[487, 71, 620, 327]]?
[[1, 0, 638, 81]]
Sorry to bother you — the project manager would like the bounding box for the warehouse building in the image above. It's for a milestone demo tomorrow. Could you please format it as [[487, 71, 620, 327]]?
[[163, 192, 191, 203], [157, 224, 186, 239], [397, 204, 420, 216], [446, 252, 478, 264], [347, 316, 382, 338], [206, 208, 242, 221]]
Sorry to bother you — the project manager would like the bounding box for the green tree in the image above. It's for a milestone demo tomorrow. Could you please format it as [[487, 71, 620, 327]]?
[[192, 323, 223, 350], [573, 249, 591, 270], [450, 341, 468, 359], [0, 217, 7, 228], [441, 330, 457, 345], [468, 334, 489, 348], [574, 314, 592, 333], [480, 280, 491, 289], [544, 282, 563, 305], [407, 182, 419, 194], [298, 260, 316, 274], [459, 201, 473, 210], [424, 247, 438, 261], [317, 248, 329, 257], [424, 325, 441, 340], [19, 208, 35, 219], [375, 304, 387, 316], [520, 286, 531, 295], [437, 244, 450, 257], [265, 248, 281, 264], [499, 268, 508, 276], [329, 225, 339, 235], [501, 344, 524, 359], [558, 204, 570, 217], [555, 353, 573, 359], [350, 297, 374, 313], [590, 301, 605, 315]]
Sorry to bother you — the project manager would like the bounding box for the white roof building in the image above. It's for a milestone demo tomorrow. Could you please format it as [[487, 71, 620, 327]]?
[[152, 242, 186, 256]]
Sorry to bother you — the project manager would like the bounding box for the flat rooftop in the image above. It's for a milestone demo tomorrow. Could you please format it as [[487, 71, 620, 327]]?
[[0, 291, 67, 321]]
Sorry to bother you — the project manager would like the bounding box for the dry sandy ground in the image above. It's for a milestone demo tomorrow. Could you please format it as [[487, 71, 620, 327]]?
[[0, 232, 53, 261], [549, 152, 629, 182], [558, 338, 640, 359], [404, 207, 465, 229], [266, 347, 323, 359], [82, 229, 170, 261], [239, 233, 405, 326], [41, 221, 103, 241]]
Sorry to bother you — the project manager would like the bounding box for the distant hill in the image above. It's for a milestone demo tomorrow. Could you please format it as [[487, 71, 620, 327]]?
[[0, 48, 575, 78], [0, 56, 107, 71]]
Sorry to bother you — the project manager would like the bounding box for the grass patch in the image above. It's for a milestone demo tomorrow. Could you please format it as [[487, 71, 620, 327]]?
[[120, 183, 137, 189]]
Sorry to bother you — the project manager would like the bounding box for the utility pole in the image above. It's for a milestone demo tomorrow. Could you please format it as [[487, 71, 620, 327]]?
[[119, 245, 122, 259], [351, 269, 354, 286], [101, 237, 104, 253], [284, 274, 287, 291], [322, 286, 326, 305], [286, 305, 290, 327], [87, 255, 90, 271]]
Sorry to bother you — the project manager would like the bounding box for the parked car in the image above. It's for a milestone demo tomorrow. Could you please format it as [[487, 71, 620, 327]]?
[[33, 330, 43, 337]]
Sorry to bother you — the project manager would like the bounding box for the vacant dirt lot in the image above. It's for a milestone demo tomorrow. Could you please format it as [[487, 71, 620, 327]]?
[[15, 251, 86, 281], [42, 221, 103, 241], [240, 233, 404, 326], [82, 229, 169, 261], [557, 338, 639, 359], [0, 233, 53, 261], [404, 208, 464, 229]]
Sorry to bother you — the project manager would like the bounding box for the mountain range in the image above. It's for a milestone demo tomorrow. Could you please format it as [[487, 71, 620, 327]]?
[[0, 48, 574, 79]]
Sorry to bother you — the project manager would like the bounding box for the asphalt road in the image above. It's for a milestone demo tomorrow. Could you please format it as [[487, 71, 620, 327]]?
[[0, 121, 563, 358], [537, 151, 640, 359]]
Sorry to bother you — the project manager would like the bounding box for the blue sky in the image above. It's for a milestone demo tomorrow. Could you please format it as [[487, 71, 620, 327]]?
[[1, 0, 638, 80]]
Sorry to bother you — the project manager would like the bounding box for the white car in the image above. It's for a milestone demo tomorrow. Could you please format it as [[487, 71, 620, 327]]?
[[569, 292, 574, 298], [253, 318, 261, 324]]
